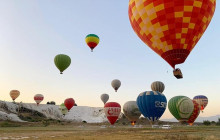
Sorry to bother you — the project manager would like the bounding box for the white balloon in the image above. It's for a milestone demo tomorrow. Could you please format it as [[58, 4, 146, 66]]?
[[123, 101, 141, 124], [101, 94, 109, 104], [111, 79, 121, 92]]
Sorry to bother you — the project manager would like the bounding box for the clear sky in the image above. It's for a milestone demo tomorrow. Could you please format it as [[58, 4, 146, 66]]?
[[0, 0, 219, 119]]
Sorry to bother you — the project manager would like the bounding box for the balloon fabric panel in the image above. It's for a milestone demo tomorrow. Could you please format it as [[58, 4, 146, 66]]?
[[54, 54, 71, 74], [136, 91, 167, 122], [85, 34, 99, 49], [129, 0, 216, 68], [187, 100, 200, 124]]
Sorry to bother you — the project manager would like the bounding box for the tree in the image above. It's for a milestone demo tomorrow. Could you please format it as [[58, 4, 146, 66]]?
[[203, 120, 211, 126]]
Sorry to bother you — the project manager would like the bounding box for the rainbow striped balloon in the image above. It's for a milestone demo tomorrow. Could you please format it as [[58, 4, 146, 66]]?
[[85, 34, 99, 52]]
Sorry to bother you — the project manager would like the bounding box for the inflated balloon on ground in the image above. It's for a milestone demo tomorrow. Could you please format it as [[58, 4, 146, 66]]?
[[168, 96, 194, 123], [193, 95, 208, 112], [54, 54, 71, 74], [187, 100, 200, 126], [136, 91, 167, 124], [123, 101, 141, 125], [104, 102, 121, 125]]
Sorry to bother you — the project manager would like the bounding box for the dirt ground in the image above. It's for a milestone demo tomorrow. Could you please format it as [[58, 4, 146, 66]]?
[[0, 123, 220, 140]]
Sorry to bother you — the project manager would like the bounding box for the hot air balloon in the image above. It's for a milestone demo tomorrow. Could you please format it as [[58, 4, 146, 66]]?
[[54, 54, 71, 74], [34, 94, 44, 105], [10, 90, 20, 101], [136, 91, 167, 124], [59, 103, 68, 116], [123, 101, 141, 126], [168, 96, 194, 123], [187, 100, 200, 126], [111, 79, 121, 92], [128, 0, 216, 79], [151, 81, 165, 93], [104, 102, 121, 125], [64, 98, 75, 111], [101, 94, 109, 104], [193, 95, 208, 112], [85, 34, 99, 52]]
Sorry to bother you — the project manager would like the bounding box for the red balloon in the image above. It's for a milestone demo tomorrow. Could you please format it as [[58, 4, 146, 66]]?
[[64, 98, 75, 111], [187, 100, 200, 125], [34, 94, 44, 105], [104, 102, 121, 125]]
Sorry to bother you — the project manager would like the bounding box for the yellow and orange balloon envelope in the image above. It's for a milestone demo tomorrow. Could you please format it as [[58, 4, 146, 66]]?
[[129, 0, 216, 68], [10, 90, 20, 101]]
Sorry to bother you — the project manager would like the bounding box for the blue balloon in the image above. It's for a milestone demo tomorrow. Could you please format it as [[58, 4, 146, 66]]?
[[136, 91, 167, 122]]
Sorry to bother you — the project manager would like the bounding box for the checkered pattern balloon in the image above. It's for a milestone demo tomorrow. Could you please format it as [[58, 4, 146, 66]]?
[[129, 0, 216, 68]]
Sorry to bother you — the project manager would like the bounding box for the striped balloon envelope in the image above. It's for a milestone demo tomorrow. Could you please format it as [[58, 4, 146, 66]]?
[[104, 102, 121, 125], [187, 100, 200, 125], [168, 96, 194, 123], [128, 0, 216, 69], [151, 81, 165, 93], [85, 34, 99, 52], [10, 90, 20, 101], [136, 91, 167, 123], [34, 94, 44, 106], [193, 95, 208, 111]]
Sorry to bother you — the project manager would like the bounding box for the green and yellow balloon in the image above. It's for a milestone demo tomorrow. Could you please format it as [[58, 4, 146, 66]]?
[[54, 54, 71, 74], [59, 103, 68, 115], [168, 96, 194, 123], [85, 34, 99, 52]]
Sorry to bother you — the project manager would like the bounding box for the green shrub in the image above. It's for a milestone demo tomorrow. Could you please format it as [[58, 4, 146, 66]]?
[[203, 120, 211, 126]]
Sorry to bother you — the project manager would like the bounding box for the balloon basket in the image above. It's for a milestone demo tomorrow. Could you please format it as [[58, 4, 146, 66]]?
[[173, 68, 183, 79]]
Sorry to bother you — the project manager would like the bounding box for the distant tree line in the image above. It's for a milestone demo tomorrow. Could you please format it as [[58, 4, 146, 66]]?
[[203, 118, 220, 126]]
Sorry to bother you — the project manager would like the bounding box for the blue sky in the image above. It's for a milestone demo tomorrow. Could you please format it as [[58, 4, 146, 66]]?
[[0, 0, 219, 119]]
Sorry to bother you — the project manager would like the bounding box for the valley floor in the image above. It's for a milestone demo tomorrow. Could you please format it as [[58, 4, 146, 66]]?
[[0, 123, 220, 140]]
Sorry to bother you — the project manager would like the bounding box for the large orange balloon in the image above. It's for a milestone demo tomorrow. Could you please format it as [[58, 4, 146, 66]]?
[[129, 0, 216, 68]]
